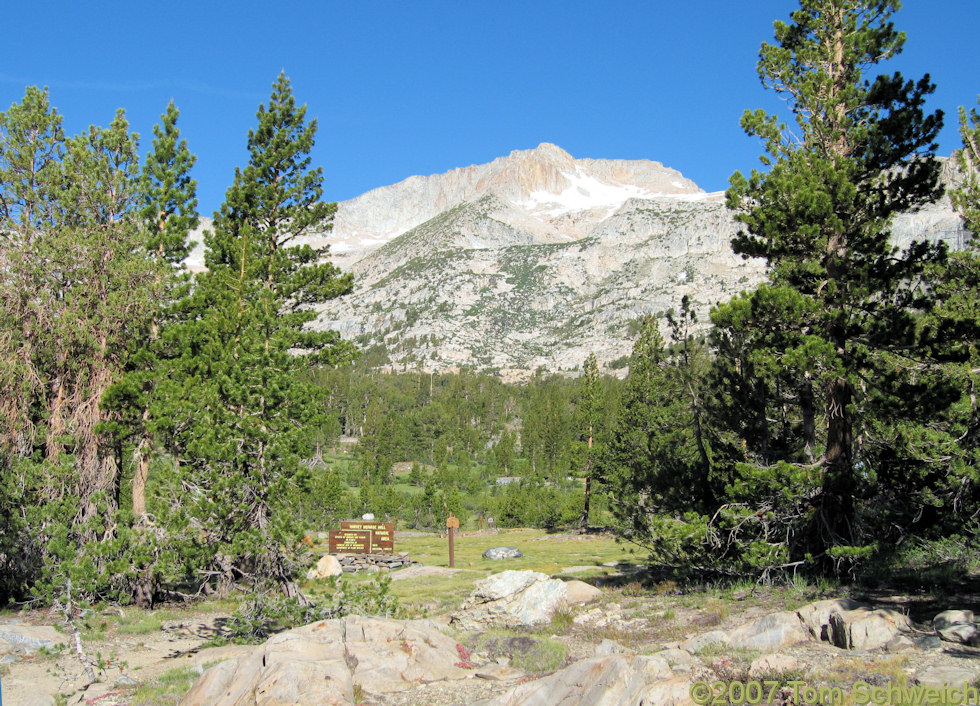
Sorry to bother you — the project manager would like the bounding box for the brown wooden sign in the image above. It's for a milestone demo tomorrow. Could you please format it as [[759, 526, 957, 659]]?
[[328, 529, 372, 554], [329, 521, 394, 554]]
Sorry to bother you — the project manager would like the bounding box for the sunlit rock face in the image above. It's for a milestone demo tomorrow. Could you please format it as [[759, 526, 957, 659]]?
[[191, 145, 968, 381]]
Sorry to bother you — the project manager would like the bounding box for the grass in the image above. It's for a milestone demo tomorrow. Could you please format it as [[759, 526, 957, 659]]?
[[511, 638, 566, 673], [318, 528, 638, 615], [128, 664, 207, 705], [463, 630, 567, 674], [820, 654, 912, 687], [78, 604, 223, 642], [394, 528, 635, 570]]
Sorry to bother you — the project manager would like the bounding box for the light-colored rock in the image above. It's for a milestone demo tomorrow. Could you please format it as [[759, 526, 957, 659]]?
[[475, 654, 684, 706], [452, 570, 570, 630], [305, 554, 343, 580], [656, 648, 694, 667], [728, 611, 808, 651], [342, 616, 469, 690], [595, 638, 627, 656], [680, 629, 729, 654], [505, 574, 568, 625], [473, 570, 543, 601], [564, 579, 601, 605], [885, 634, 915, 652], [180, 615, 470, 706], [795, 598, 865, 642], [0, 625, 66, 654], [917, 665, 980, 689], [289, 144, 969, 380], [749, 653, 802, 678], [934, 609, 974, 631], [828, 608, 912, 651], [483, 546, 523, 560], [939, 623, 980, 646]]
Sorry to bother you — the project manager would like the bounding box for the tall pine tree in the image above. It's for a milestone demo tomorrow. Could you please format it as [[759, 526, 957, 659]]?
[[99, 101, 200, 606], [952, 97, 980, 235], [167, 73, 353, 598], [0, 89, 175, 602], [599, 311, 718, 561], [726, 0, 947, 565], [576, 352, 601, 530]]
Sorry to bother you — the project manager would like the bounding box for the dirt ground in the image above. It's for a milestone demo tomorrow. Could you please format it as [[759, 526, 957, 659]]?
[[3, 569, 980, 705]]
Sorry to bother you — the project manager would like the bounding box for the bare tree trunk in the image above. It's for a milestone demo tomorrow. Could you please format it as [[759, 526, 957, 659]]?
[[579, 447, 592, 532], [819, 376, 855, 549], [134, 574, 154, 609], [132, 434, 150, 520], [800, 379, 817, 463], [688, 382, 715, 509]]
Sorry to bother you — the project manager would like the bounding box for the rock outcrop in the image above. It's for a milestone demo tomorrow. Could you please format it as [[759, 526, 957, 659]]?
[[828, 608, 912, 651], [474, 654, 692, 706], [185, 145, 968, 379], [0, 625, 66, 655], [180, 615, 471, 706], [450, 570, 569, 630], [177, 595, 980, 706], [483, 546, 523, 560], [307, 145, 969, 379]]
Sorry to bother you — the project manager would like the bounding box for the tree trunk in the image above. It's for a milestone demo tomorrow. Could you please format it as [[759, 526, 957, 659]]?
[[819, 375, 855, 549], [800, 379, 816, 463], [579, 432, 592, 532], [132, 433, 150, 520], [689, 383, 715, 509], [134, 574, 154, 609]]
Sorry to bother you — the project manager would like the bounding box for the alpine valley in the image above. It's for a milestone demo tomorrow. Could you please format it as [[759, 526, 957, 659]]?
[[215, 143, 970, 381]]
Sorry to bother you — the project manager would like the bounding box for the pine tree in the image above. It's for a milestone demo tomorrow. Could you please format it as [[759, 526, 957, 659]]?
[[0, 89, 173, 602], [911, 97, 980, 532], [576, 352, 601, 530], [167, 73, 353, 598], [96, 102, 200, 606], [726, 0, 947, 563], [600, 306, 720, 551], [952, 97, 980, 235], [103, 101, 199, 523], [141, 100, 199, 263]]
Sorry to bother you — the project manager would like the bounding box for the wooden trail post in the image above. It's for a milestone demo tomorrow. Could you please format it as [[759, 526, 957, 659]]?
[[446, 513, 460, 568]]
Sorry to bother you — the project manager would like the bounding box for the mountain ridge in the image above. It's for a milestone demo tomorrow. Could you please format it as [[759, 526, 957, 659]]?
[[189, 144, 969, 381], [322, 142, 706, 268], [309, 146, 968, 381]]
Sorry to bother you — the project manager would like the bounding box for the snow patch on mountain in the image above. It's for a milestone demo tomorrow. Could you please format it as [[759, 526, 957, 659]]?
[[514, 169, 653, 217]]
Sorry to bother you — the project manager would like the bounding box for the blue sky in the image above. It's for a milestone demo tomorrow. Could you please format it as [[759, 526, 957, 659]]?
[[3, 1, 978, 214]]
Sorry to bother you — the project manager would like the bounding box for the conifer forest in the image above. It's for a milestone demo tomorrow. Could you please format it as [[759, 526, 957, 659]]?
[[2, 0, 980, 625]]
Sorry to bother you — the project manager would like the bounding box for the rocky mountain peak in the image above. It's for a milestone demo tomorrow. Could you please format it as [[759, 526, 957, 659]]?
[[310, 149, 968, 381], [323, 144, 707, 267]]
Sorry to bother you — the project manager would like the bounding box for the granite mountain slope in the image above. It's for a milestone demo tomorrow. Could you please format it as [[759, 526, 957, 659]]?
[[307, 145, 968, 380]]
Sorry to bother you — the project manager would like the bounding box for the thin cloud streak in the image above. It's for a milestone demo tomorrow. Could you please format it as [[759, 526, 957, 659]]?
[[0, 74, 263, 103]]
